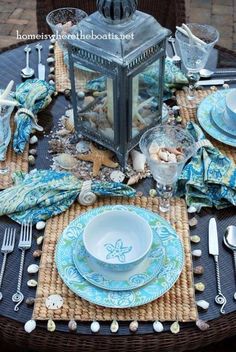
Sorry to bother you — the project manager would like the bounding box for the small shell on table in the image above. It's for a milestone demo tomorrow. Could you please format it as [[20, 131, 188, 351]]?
[[76, 141, 90, 154], [130, 150, 146, 172], [110, 170, 125, 183], [36, 221, 46, 230], [127, 173, 147, 186], [27, 264, 39, 274], [27, 279, 37, 287], [54, 153, 78, 170]]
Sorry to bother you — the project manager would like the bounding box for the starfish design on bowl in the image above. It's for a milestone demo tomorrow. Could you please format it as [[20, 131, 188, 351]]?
[[104, 239, 132, 263]]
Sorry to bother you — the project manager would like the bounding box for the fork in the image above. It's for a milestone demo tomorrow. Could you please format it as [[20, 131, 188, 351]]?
[[12, 222, 32, 311], [0, 228, 16, 300]]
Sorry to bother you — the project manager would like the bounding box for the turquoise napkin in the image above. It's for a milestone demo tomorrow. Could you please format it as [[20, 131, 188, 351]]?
[[178, 122, 236, 211], [13, 79, 55, 153], [0, 169, 135, 224]]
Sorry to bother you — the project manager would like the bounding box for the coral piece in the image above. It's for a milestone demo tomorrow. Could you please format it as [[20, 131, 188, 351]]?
[[77, 144, 119, 177]]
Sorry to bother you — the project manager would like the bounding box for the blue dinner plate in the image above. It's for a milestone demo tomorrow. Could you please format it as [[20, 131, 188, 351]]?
[[197, 89, 236, 147], [72, 223, 165, 291], [211, 98, 236, 138], [55, 205, 184, 309]]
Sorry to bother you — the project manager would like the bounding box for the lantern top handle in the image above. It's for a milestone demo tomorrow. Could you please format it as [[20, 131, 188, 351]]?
[[96, 0, 138, 24]]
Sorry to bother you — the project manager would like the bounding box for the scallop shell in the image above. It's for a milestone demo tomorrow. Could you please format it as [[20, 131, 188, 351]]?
[[54, 153, 78, 170], [153, 320, 164, 333]]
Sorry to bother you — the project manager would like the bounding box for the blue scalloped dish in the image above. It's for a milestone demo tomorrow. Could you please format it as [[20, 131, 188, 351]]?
[[211, 98, 236, 138], [72, 225, 165, 291], [55, 205, 184, 309]]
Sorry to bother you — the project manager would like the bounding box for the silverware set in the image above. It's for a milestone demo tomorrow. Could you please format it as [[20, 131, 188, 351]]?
[[208, 218, 236, 315], [21, 44, 45, 80], [0, 222, 32, 311]]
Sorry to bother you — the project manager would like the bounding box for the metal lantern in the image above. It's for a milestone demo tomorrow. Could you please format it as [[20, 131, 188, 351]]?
[[67, 0, 170, 168]]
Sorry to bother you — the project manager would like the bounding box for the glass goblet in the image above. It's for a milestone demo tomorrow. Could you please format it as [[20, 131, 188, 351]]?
[[175, 23, 219, 108], [140, 125, 195, 212]]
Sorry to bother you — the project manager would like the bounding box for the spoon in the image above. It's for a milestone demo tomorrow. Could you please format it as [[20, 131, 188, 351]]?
[[168, 37, 181, 65], [223, 225, 236, 300], [200, 68, 236, 78], [21, 46, 34, 78]]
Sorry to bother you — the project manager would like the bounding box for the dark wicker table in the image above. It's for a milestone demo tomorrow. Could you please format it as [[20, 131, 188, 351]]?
[[0, 40, 236, 352]]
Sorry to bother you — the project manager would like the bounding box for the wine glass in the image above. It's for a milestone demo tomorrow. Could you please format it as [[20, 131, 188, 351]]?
[[175, 23, 219, 108], [140, 125, 195, 212]]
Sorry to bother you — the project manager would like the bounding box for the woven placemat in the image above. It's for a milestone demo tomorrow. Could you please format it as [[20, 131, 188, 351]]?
[[55, 44, 96, 93], [33, 196, 198, 322], [0, 116, 28, 189], [176, 89, 236, 164]]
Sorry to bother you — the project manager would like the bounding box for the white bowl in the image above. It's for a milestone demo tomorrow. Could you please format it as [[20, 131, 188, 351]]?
[[225, 90, 236, 126], [83, 210, 153, 272]]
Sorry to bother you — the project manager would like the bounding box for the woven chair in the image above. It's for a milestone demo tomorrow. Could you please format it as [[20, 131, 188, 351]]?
[[36, 0, 186, 34]]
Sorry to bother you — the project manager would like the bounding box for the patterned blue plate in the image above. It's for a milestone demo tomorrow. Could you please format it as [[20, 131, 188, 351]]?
[[197, 89, 236, 147], [211, 98, 236, 138], [55, 205, 184, 309], [72, 224, 165, 291]]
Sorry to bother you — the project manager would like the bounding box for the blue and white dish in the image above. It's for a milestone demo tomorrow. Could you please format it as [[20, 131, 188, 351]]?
[[83, 210, 153, 272], [197, 89, 236, 147], [211, 100, 236, 138], [225, 89, 236, 126], [73, 225, 165, 291], [55, 205, 184, 308]]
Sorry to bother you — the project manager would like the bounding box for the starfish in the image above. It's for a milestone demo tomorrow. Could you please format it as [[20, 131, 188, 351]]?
[[0, 80, 18, 109], [105, 239, 132, 263], [77, 143, 119, 177]]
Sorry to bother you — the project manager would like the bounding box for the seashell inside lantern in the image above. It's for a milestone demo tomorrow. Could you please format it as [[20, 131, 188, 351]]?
[[54, 153, 78, 170]]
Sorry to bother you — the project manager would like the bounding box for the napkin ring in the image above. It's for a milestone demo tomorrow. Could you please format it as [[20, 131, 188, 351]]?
[[15, 108, 43, 132], [195, 139, 213, 151], [78, 180, 97, 206]]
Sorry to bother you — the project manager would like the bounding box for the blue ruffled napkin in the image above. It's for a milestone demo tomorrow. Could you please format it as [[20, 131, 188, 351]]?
[[178, 122, 236, 210], [0, 169, 135, 224]]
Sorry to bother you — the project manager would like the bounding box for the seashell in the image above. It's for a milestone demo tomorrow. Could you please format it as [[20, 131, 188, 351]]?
[[49, 80, 55, 85], [149, 189, 157, 198], [76, 141, 90, 153], [129, 320, 139, 332], [36, 221, 46, 230], [149, 142, 160, 155], [78, 189, 97, 206], [33, 249, 42, 258], [50, 38, 56, 44], [188, 206, 197, 214], [193, 265, 204, 275], [47, 57, 55, 64], [47, 318, 56, 332], [49, 67, 55, 73], [130, 150, 146, 172], [192, 249, 202, 257], [150, 153, 160, 161], [26, 297, 35, 306], [56, 128, 70, 136], [45, 294, 64, 309], [77, 91, 85, 99], [110, 319, 119, 333], [65, 109, 74, 119], [153, 320, 164, 333], [28, 155, 35, 165], [189, 217, 198, 227], [127, 173, 147, 186], [27, 264, 39, 274], [27, 279, 38, 287], [29, 135, 38, 144], [68, 320, 77, 332], [167, 153, 177, 163], [190, 235, 201, 244], [36, 236, 44, 245], [196, 319, 210, 331], [29, 149, 37, 156], [110, 170, 125, 183], [196, 300, 210, 311], [90, 321, 100, 333], [195, 282, 205, 292], [159, 151, 169, 162], [170, 321, 180, 334], [63, 116, 74, 133], [24, 319, 36, 333], [165, 147, 183, 156], [54, 153, 78, 170]]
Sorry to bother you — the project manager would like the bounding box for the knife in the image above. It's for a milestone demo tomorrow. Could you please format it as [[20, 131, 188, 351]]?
[[197, 78, 236, 86], [209, 218, 227, 314], [35, 43, 45, 80]]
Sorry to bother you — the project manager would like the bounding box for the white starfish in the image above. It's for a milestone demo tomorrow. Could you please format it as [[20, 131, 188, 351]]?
[[0, 80, 18, 109]]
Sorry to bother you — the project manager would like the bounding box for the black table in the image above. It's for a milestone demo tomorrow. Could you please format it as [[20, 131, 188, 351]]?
[[0, 40, 236, 352]]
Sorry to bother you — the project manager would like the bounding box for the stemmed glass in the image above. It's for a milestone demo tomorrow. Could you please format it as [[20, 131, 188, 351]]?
[[140, 125, 195, 212], [175, 23, 219, 108]]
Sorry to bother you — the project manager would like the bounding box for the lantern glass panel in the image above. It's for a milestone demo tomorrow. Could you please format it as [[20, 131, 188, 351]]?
[[132, 59, 161, 138], [73, 63, 115, 142]]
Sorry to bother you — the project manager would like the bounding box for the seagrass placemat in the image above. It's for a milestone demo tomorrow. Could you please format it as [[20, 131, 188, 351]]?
[[0, 116, 28, 190], [176, 89, 236, 164], [32, 196, 198, 322], [55, 44, 96, 93]]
